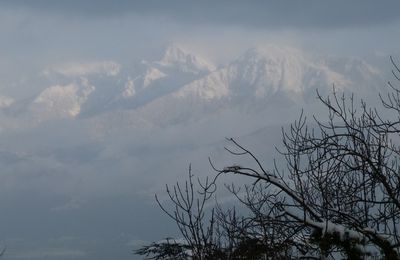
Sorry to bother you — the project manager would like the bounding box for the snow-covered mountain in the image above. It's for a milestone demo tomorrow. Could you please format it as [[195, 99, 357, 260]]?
[[0, 44, 386, 131], [88, 45, 384, 131], [174, 46, 349, 101], [76, 44, 216, 117]]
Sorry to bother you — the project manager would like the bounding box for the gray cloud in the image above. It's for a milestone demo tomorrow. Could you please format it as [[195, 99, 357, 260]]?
[[1, 0, 400, 29]]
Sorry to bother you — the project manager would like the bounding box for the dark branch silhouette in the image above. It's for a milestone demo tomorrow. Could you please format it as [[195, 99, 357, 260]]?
[[136, 58, 400, 259]]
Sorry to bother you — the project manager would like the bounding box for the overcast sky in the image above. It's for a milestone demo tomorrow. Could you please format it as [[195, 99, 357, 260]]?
[[2, 0, 400, 28], [0, 0, 399, 70]]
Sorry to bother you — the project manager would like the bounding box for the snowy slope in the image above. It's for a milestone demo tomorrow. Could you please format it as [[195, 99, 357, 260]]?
[[174, 46, 349, 101], [86, 45, 384, 134]]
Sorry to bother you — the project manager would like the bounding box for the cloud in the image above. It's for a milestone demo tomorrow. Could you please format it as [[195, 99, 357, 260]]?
[[1, 0, 400, 30], [43, 61, 121, 77]]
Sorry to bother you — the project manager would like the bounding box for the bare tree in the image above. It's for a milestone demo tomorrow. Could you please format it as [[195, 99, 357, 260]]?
[[215, 75, 400, 258], [135, 166, 224, 259], [135, 166, 296, 259], [136, 58, 400, 259]]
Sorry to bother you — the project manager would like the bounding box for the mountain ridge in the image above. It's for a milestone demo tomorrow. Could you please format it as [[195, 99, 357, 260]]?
[[0, 44, 386, 132]]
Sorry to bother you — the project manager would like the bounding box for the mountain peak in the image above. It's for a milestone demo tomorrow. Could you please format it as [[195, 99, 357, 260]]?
[[160, 43, 189, 64], [157, 43, 215, 73]]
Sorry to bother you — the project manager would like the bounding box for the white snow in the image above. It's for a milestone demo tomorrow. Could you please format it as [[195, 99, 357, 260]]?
[[175, 68, 230, 100], [142, 68, 167, 88], [121, 77, 136, 98]]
